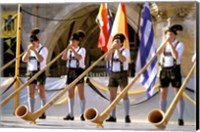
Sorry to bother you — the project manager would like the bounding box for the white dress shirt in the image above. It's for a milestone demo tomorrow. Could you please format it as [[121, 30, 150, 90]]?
[[111, 47, 130, 72], [66, 46, 86, 69], [161, 39, 184, 67], [28, 44, 48, 71]]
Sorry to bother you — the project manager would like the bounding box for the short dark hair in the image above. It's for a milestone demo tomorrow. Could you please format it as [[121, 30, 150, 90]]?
[[30, 28, 40, 42], [165, 24, 183, 35], [76, 30, 85, 40], [30, 35, 39, 42], [113, 33, 126, 43], [70, 33, 80, 41]]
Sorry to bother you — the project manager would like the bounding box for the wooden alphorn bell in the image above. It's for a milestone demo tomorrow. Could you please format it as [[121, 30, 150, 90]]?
[[148, 61, 196, 130], [84, 37, 170, 128]]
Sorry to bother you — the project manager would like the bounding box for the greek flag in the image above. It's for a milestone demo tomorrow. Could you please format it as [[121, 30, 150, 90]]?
[[136, 2, 158, 98]]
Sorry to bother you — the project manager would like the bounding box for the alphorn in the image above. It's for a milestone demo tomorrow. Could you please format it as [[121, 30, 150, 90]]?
[[0, 48, 67, 108], [15, 52, 109, 124], [0, 51, 26, 71], [84, 37, 170, 128], [148, 61, 196, 130]]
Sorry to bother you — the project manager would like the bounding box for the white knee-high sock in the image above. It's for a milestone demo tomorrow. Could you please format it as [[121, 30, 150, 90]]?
[[80, 100, 85, 115], [41, 98, 47, 107], [123, 99, 130, 116], [177, 99, 184, 119], [68, 98, 74, 117], [110, 100, 116, 118], [160, 100, 167, 112], [28, 97, 35, 112]]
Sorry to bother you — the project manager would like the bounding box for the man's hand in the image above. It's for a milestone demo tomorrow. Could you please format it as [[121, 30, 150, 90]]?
[[111, 43, 116, 50], [111, 41, 121, 50], [67, 41, 73, 49], [28, 44, 35, 51]]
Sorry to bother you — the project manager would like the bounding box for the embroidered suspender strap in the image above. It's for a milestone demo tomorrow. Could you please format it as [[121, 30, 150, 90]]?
[[120, 49, 125, 71], [111, 48, 125, 72], [110, 53, 114, 72], [76, 47, 81, 68], [162, 41, 179, 67], [68, 47, 81, 68], [37, 46, 44, 71], [28, 46, 44, 71], [68, 50, 73, 68], [173, 41, 180, 66]]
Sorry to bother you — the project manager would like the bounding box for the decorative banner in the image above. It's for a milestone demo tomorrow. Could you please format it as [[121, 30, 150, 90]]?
[[4, 38, 15, 55], [2, 37, 17, 76], [1, 11, 17, 38]]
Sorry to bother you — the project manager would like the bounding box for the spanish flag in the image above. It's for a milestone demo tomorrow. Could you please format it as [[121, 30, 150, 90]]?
[[107, 3, 129, 50]]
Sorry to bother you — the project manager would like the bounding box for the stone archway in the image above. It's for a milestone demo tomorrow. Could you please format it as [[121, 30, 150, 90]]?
[[43, 3, 141, 61], [40, 3, 141, 76]]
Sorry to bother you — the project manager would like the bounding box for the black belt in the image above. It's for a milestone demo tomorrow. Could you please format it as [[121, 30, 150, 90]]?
[[112, 59, 120, 62]]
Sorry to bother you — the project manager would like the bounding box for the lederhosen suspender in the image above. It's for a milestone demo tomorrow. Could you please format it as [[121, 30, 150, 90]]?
[[68, 47, 81, 68], [110, 48, 125, 72], [29, 46, 44, 71], [162, 41, 179, 68]]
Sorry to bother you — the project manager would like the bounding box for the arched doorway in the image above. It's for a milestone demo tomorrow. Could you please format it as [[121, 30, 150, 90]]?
[[44, 3, 141, 77]]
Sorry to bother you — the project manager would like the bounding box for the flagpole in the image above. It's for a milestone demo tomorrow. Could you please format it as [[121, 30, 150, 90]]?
[[136, 4, 143, 34], [135, 3, 143, 58], [132, 4, 143, 77], [14, 3, 22, 112]]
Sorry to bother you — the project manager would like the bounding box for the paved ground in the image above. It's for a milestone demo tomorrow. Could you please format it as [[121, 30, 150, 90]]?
[[0, 115, 196, 131], [0, 77, 197, 131]]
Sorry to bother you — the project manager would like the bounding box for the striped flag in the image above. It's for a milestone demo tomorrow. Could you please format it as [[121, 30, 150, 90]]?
[[107, 7, 114, 36], [96, 3, 113, 73], [107, 3, 129, 51], [96, 3, 113, 52], [106, 6, 114, 73], [136, 2, 158, 98]]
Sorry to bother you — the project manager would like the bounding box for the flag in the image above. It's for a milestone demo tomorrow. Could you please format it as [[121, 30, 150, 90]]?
[[96, 3, 113, 73], [107, 3, 129, 51], [96, 3, 113, 52], [5, 38, 15, 55], [106, 5, 113, 73], [107, 8, 114, 35], [136, 2, 158, 98], [1, 11, 17, 38]]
